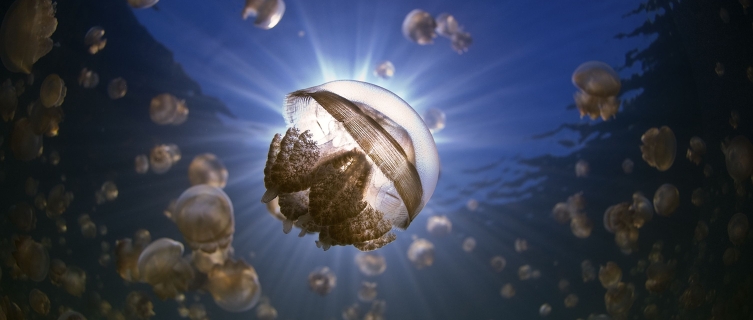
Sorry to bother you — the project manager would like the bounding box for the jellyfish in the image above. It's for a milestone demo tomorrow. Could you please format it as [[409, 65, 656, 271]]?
[[100, 181, 118, 201], [125, 291, 154, 319], [694, 221, 708, 242], [490, 255, 506, 273], [581, 260, 596, 282], [500, 283, 515, 298], [84, 26, 106, 54], [422, 108, 446, 133], [128, 0, 158, 9], [115, 230, 151, 282], [192, 245, 232, 273], [686, 136, 706, 165], [571, 61, 621, 121], [173, 185, 235, 252], [570, 214, 593, 238], [12, 236, 48, 281], [462, 237, 476, 252], [358, 281, 378, 302], [645, 260, 675, 293], [630, 192, 654, 228], [407, 238, 434, 269], [598, 262, 622, 289], [29, 289, 49, 315], [653, 184, 679, 217], [57, 310, 86, 320], [539, 303, 552, 317], [434, 13, 459, 38], [242, 0, 285, 30], [10, 118, 43, 161], [261, 81, 439, 251], [48, 150, 59, 165], [715, 61, 725, 75], [723, 247, 740, 265], [373, 61, 395, 80], [9, 202, 36, 232], [622, 158, 633, 174], [40, 74, 66, 108], [137, 238, 194, 300], [575, 159, 589, 177], [48, 258, 66, 285], [402, 10, 436, 45], [135, 154, 149, 174], [426, 215, 452, 236], [354, 252, 386, 276], [150, 144, 177, 174], [255, 298, 278, 320], [679, 280, 704, 310], [517, 265, 532, 280], [564, 294, 579, 308], [61, 266, 86, 296], [604, 283, 634, 317], [78, 68, 99, 88], [558, 279, 569, 292], [722, 135, 753, 181], [307, 266, 336, 296], [727, 213, 748, 246], [640, 126, 677, 171], [342, 304, 360, 320], [78, 214, 96, 238], [0, 80, 17, 121], [108, 77, 127, 99], [514, 238, 529, 252], [188, 153, 228, 188], [0, 0, 58, 74], [150, 93, 189, 125], [450, 31, 473, 54]]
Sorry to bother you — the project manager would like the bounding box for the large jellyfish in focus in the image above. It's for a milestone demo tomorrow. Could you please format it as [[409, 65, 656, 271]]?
[[571, 61, 621, 120], [260, 80, 440, 251], [206, 259, 261, 312], [0, 0, 58, 73], [173, 185, 235, 252], [402, 10, 436, 45], [242, 0, 285, 30]]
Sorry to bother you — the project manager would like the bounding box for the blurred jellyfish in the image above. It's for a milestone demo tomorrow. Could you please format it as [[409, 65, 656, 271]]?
[[614, 226, 638, 254], [99, 181, 118, 201], [691, 188, 705, 207], [402, 10, 436, 45], [686, 136, 706, 165], [407, 238, 434, 269], [188, 153, 228, 188], [450, 31, 472, 54], [721, 136, 753, 181], [115, 229, 151, 282], [135, 154, 149, 174], [364, 300, 386, 320], [27, 99, 63, 137], [575, 159, 589, 177], [514, 238, 528, 252], [354, 253, 386, 276], [29, 289, 49, 315], [84, 26, 106, 54], [173, 185, 234, 252], [462, 237, 476, 252], [603, 203, 631, 233], [308, 266, 336, 296], [187, 303, 207, 320], [61, 266, 86, 296], [518, 265, 532, 280], [570, 214, 593, 239], [581, 260, 596, 282], [78, 68, 99, 88], [78, 214, 96, 238], [490, 255, 506, 273], [9, 202, 36, 231], [631, 192, 654, 228], [564, 294, 579, 308], [729, 110, 740, 129], [0, 79, 17, 121], [10, 118, 43, 161], [150, 144, 177, 174], [108, 77, 127, 99], [128, 0, 158, 9], [137, 238, 195, 300], [598, 262, 622, 289], [466, 199, 479, 211], [434, 13, 459, 37], [723, 247, 740, 265], [571, 61, 621, 120], [261, 81, 439, 251], [694, 221, 708, 242], [640, 126, 676, 171], [727, 213, 748, 246], [12, 236, 48, 281], [645, 260, 675, 293], [679, 279, 704, 310], [58, 310, 86, 320], [40, 74, 66, 107], [539, 303, 551, 317], [558, 279, 569, 292], [0, 0, 57, 73], [373, 61, 395, 79], [206, 258, 261, 311], [256, 297, 278, 320], [242, 0, 285, 30], [604, 282, 634, 317], [715, 61, 725, 75], [653, 184, 679, 217], [644, 304, 659, 319], [150, 93, 189, 125], [423, 108, 446, 133], [342, 303, 360, 320], [426, 215, 452, 236], [48, 258, 66, 285], [500, 283, 515, 298], [48, 150, 59, 165], [358, 281, 378, 302], [125, 291, 154, 319], [622, 158, 633, 174]]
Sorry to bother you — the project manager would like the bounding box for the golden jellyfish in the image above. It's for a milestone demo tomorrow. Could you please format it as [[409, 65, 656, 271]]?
[[614, 226, 639, 254], [645, 260, 675, 293], [342, 303, 360, 320], [490, 256, 506, 272], [686, 136, 706, 165], [402, 10, 436, 45], [115, 229, 151, 282], [604, 282, 634, 317], [564, 294, 579, 308], [40, 74, 66, 108], [721, 136, 753, 181], [539, 303, 552, 317], [603, 203, 631, 233], [191, 245, 232, 273], [29, 289, 49, 315], [307, 266, 336, 296], [9, 202, 36, 231], [581, 260, 596, 282], [727, 213, 748, 246], [423, 108, 446, 133], [242, 0, 285, 30], [462, 237, 476, 252], [128, 0, 159, 9], [261, 81, 439, 251], [12, 235, 48, 281], [173, 185, 234, 252], [518, 265, 532, 280], [150, 93, 189, 125], [450, 31, 472, 54], [622, 158, 633, 174], [84, 26, 106, 54], [571, 61, 621, 120], [500, 283, 515, 298], [373, 61, 395, 80], [149, 144, 178, 174], [358, 281, 378, 302], [426, 215, 452, 236], [434, 13, 459, 38], [514, 238, 528, 252], [187, 303, 206, 320], [188, 153, 228, 188], [640, 126, 676, 171], [78, 214, 96, 238], [27, 99, 63, 138], [0, 0, 57, 73], [255, 298, 277, 320], [78, 68, 99, 88], [570, 214, 593, 238], [0, 80, 17, 121], [99, 180, 118, 201], [61, 266, 86, 296], [135, 154, 149, 174], [137, 238, 194, 300], [575, 159, 589, 177], [630, 192, 654, 228], [108, 77, 127, 100], [10, 118, 43, 161], [653, 184, 679, 217], [57, 310, 86, 320], [598, 262, 622, 289], [48, 258, 66, 285], [407, 238, 434, 269], [354, 252, 386, 276], [125, 291, 154, 319]]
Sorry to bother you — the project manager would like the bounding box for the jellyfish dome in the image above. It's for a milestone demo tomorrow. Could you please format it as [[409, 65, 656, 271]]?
[[12, 236, 49, 281], [653, 184, 679, 217], [84, 26, 106, 54], [407, 238, 434, 269], [188, 153, 229, 188], [426, 215, 452, 236], [354, 253, 386, 276], [242, 0, 285, 30], [307, 266, 336, 296], [0, 0, 58, 74], [261, 80, 439, 251], [571, 61, 622, 120], [402, 10, 437, 45], [137, 238, 195, 300], [173, 185, 235, 252], [206, 258, 262, 311], [640, 126, 677, 171], [40, 74, 66, 108], [722, 135, 753, 181]]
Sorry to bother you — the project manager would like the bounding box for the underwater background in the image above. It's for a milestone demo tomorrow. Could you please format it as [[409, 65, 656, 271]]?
[[1, 0, 753, 319]]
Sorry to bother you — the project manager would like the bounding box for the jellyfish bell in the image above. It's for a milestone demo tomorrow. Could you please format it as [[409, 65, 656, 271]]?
[[0, 0, 57, 74], [10, 118, 43, 161], [402, 9, 437, 45], [29, 288, 50, 315], [640, 126, 677, 171], [307, 266, 336, 296], [653, 184, 679, 217], [150, 144, 175, 174], [434, 13, 459, 38], [462, 237, 476, 252], [572, 61, 621, 97], [137, 238, 194, 300], [407, 238, 434, 269], [422, 108, 446, 133], [108, 77, 127, 99], [188, 153, 228, 188], [84, 26, 107, 54], [242, 0, 285, 30], [150, 93, 189, 125], [426, 215, 452, 236], [173, 185, 235, 252], [373, 61, 395, 80], [722, 135, 753, 181], [78, 68, 99, 88], [12, 235, 49, 281], [354, 253, 386, 276], [128, 0, 159, 9], [598, 262, 622, 289], [40, 74, 66, 108]]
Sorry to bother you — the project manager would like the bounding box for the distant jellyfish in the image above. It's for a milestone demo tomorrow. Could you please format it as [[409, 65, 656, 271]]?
[[434, 13, 459, 38], [242, 0, 286, 30], [622, 158, 633, 174], [354, 253, 386, 277], [84, 26, 107, 54], [551, 202, 570, 224], [135, 154, 149, 174], [48, 258, 66, 285], [125, 291, 154, 319], [128, 0, 159, 9], [564, 294, 579, 308], [603, 203, 630, 234], [653, 184, 679, 217], [462, 237, 476, 252], [640, 126, 676, 171], [598, 262, 622, 289], [630, 192, 654, 228], [614, 226, 639, 254], [12, 236, 48, 281], [261, 80, 439, 251], [78, 68, 99, 88], [490, 255, 506, 273], [150, 144, 176, 174], [715, 61, 725, 76], [729, 110, 740, 129], [407, 238, 434, 269], [358, 281, 378, 302], [518, 265, 532, 280], [558, 279, 569, 292], [645, 260, 675, 293], [727, 213, 748, 246], [514, 238, 528, 252], [373, 61, 395, 80], [58, 310, 87, 320], [694, 221, 708, 242], [0, 79, 18, 121], [0, 0, 58, 73], [581, 260, 596, 282], [686, 136, 706, 165], [187, 303, 206, 320], [575, 159, 589, 177], [423, 108, 446, 133], [108, 77, 127, 99], [342, 303, 360, 320], [402, 9, 436, 45], [40, 74, 66, 108], [570, 214, 593, 238], [27, 99, 63, 137], [9, 202, 36, 231], [29, 289, 50, 315], [78, 214, 96, 238], [150, 93, 189, 125], [500, 283, 515, 298], [426, 215, 452, 236], [61, 266, 87, 296], [722, 136, 753, 181], [604, 282, 635, 317], [137, 238, 194, 300], [364, 300, 386, 320], [679, 279, 704, 310], [116, 237, 149, 282], [450, 31, 472, 54], [256, 298, 278, 320], [571, 61, 621, 121], [308, 266, 336, 296], [10, 118, 43, 161], [466, 199, 479, 211], [188, 153, 228, 188], [99, 180, 118, 201], [173, 185, 235, 252], [539, 303, 552, 317], [192, 245, 232, 274], [723, 247, 740, 265]]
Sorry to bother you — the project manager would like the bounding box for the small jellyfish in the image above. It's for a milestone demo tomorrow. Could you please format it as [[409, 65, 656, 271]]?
[[108, 77, 127, 99], [572, 61, 621, 120], [12, 235, 49, 281], [426, 215, 452, 236], [598, 262, 622, 289], [242, 0, 286, 30], [640, 126, 677, 171], [515, 238, 528, 252], [150, 144, 176, 174], [518, 265, 532, 280], [138, 238, 194, 300], [722, 136, 753, 181], [358, 281, 378, 302], [78, 214, 96, 238], [10, 118, 43, 161], [490, 255, 506, 272], [134, 154, 149, 174], [402, 9, 436, 45], [58, 310, 87, 320], [84, 26, 107, 54], [128, 0, 159, 9], [462, 237, 476, 252], [48, 258, 66, 285], [564, 294, 578, 308], [679, 280, 704, 310], [727, 213, 748, 246], [0, 79, 18, 121], [61, 266, 86, 296], [150, 93, 189, 125], [40, 74, 66, 108], [570, 214, 593, 238], [653, 184, 679, 217], [9, 202, 36, 231], [116, 234, 150, 282], [29, 289, 50, 315], [686, 136, 706, 165], [78, 68, 99, 88], [645, 260, 675, 293], [691, 188, 705, 207], [407, 238, 434, 269], [622, 158, 633, 174], [631, 192, 654, 228], [342, 303, 360, 320], [125, 291, 154, 319], [466, 199, 479, 211], [604, 282, 634, 317], [500, 283, 515, 298], [373, 61, 395, 79], [255, 298, 278, 320], [614, 226, 639, 254], [0, 0, 58, 73], [188, 153, 228, 188], [27, 99, 63, 137], [694, 221, 708, 242], [308, 266, 336, 296], [434, 13, 459, 38], [539, 303, 551, 317], [450, 31, 472, 54], [423, 108, 446, 133], [187, 303, 206, 320], [575, 159, 589, 177], [581, 260, 596, 282], [173, 185, 235, 252], [99, 181, 118, 201], [354, 252, 386, 276], [715, 61, 725, 76]]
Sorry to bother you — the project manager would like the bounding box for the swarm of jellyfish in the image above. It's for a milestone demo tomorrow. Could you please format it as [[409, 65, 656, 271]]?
[[84, 26, 107, 54], [354, 253, 386, 276], [242, 0, 285, 30], [150, 93, 189, 125], [173, 185, 235, 252], [308, 266, 336, 296], [0, 0, 58, 73], [407, 238, 434, 269], [640, 126, 677, 171], [188, 153, 228, 188], [373, 61, 395, 79], [260, 80, 439, 251], [571, 61, 621, 120]]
